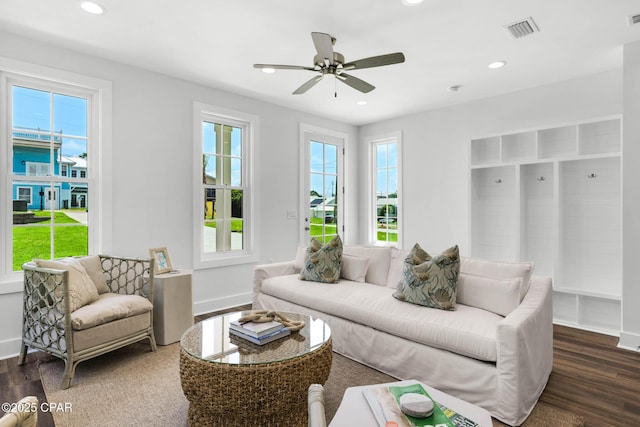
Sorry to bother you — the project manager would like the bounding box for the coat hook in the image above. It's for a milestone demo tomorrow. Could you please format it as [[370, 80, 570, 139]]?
[[495, 179, 502, 184], [587, 173, 597, 179], [537, 176, 545, 182]]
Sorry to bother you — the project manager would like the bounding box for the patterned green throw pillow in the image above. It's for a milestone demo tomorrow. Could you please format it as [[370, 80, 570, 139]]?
[[393, 244, 460, 310], [299, 235, 343, 283]]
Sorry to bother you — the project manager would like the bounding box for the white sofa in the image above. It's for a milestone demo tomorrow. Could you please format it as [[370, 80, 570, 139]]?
[[253, 245, 553, 426]]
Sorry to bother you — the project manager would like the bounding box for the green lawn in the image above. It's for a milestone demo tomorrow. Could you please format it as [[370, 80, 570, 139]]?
[[204, 218, 243, 232], [12, 211, 87, 271]]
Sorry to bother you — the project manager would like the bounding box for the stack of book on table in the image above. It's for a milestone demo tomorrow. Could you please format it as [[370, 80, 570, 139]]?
[[229, 319, 290, 345], [363, 383, 479, 427]]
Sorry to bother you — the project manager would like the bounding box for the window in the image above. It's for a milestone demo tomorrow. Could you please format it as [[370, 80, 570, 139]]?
[[25, 162, 51, 176], [6, 80, 94, 272], [370, 133, 401, 246], [193, 103, 256, 267], [17, 187, 32, 203]]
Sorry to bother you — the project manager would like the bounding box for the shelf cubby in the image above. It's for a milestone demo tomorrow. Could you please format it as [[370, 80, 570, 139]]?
[[470, 136, 500, 166], [502, 131, 536, 162], [578, 118, 621, 155], [538, 125, 577, 159]]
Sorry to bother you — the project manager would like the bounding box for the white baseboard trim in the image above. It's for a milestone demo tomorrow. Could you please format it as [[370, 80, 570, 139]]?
[[0, 337, 22, 361], [618, 331, 640, 352], [193, 293, 251, 316]]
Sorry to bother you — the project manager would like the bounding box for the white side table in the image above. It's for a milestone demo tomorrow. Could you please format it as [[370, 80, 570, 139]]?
[[329, 380, 493, 427], [152, 269, 193, 345]]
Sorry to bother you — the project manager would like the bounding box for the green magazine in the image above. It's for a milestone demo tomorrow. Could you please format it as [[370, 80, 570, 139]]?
[[363, 383, 479, 427], [388, 383, 454, 427]]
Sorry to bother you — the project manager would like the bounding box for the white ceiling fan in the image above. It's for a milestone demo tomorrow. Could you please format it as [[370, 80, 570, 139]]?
[[254, 32, 405, 95]]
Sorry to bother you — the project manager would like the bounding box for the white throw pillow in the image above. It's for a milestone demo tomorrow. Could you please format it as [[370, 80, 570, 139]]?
[[460, 256, 535, 301], [294, 244, 307, 270], [342, 246, 391, 286], [456, 273, 522, 316], [77, 255, 110, 294], [35, 258, 99, 312], [386, 247, 409, 289], [341, 254, 369, 282]]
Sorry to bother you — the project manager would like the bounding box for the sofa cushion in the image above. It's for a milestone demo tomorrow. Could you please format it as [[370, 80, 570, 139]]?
[[70, 293, 153, 330], [343, 246, 391, 286], [393, 244, 460, 311], [341, 254, 369, 282], [386, 247, 409, 289], [262, 274, 500, 362], [457, 274, 521, 317], [35, 258, 99, 312], [460, 257, 534, 301], [77, 255, 110, 294], [299, 235, 343, 283]]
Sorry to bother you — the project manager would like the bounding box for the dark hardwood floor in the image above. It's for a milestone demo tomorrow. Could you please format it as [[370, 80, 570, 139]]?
[[2, 306, 639, 427]]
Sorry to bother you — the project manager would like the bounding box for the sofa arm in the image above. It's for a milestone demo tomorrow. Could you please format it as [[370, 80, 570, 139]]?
[[495, 276, 553, 425], [252, 260, 297, 306]]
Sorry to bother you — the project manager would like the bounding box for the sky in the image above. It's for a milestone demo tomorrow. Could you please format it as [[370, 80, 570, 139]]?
[[12, 85, 87, 157]]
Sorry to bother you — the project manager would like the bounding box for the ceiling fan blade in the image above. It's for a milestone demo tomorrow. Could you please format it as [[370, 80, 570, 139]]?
[[254, 64, 316, 71], [311, 32, 335, 65], [293, 75, 324, 95], [337, 73, 375, 93], [343, 52, 405, 70]]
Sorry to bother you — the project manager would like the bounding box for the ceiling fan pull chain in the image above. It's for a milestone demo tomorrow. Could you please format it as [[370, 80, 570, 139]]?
[[335, 77, 338, 98]]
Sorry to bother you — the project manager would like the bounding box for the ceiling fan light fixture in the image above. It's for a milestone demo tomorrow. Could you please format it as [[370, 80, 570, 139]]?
[[402, 0, 424, 5], [488, 60, 507, 69], [262, 67, 276, 74], [79, 1, 105, 15]]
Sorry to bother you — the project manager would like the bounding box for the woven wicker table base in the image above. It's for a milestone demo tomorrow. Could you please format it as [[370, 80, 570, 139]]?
[[180, 338, 333, 427]]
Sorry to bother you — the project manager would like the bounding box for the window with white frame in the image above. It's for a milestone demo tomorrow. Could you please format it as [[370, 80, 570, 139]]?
[[4, 77, 98, 273], [194, 103, 255, 266], [371, 134, 401, 245], [17, 187, 32, 203]]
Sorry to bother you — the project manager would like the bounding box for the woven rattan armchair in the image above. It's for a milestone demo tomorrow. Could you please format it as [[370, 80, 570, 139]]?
[[18, 255, 156, 389]]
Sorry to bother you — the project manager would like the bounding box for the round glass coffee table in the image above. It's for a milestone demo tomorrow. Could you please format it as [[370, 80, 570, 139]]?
[[179, 311, 332, 427]]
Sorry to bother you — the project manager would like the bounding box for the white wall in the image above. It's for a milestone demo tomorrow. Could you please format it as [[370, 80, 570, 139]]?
[[621, 40, 640, 350], [359, 69, 622, 256], [0, 31, 358, 358]]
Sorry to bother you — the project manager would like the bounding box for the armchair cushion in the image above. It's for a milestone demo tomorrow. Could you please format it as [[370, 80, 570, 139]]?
[[77, 255, 110, 294], [70, 293, 153, 330], [35, 258, 99, 312]]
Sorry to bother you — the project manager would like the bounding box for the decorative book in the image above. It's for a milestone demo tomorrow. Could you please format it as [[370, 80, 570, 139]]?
[[363, 383, 478, 427], [229, 326, 291, 345], [229, 319, 284, 338]]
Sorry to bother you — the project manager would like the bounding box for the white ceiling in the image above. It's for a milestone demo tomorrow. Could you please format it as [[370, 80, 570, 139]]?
[[1, 0, 640, 125]]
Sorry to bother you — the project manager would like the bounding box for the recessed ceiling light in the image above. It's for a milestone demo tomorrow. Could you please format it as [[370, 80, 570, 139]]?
[[402, 0, 424, 5], [80, 1, 105, 15], [262, 68, 276, 74], [357, 101, 367, 106], [488, 61, 507, 69]]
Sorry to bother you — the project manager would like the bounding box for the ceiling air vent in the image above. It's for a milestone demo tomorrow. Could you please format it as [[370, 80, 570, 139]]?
[[628, 13, 640, 26], [503, 17, 539, 39]]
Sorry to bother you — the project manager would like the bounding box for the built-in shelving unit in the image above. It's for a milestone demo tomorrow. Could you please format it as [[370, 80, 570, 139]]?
[[470, 116, 622, 335]]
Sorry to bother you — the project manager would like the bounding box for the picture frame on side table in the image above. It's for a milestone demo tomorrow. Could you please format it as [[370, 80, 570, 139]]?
[[149, 247, 172, 274]]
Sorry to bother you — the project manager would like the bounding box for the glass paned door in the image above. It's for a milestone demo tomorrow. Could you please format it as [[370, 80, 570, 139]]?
[[302, 132, 343, 244]]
